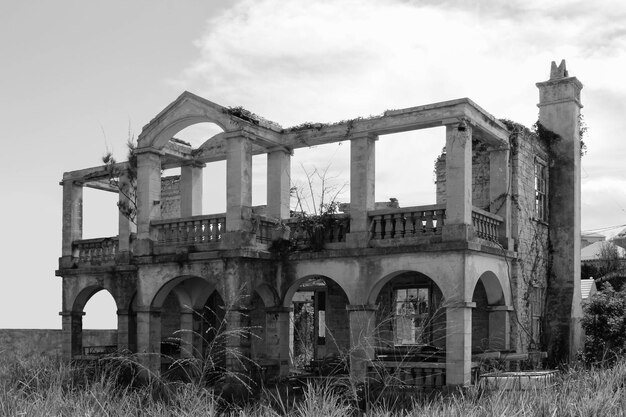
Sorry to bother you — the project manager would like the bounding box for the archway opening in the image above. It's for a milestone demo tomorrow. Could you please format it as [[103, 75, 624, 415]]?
[[286, 276, 350, 374], [77, 288, 118, 357], [374, 271, 446, 359], [472, 272, 507, 353]]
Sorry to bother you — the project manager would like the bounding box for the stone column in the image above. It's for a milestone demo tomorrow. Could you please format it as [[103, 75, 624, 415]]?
[[536, 60, 583, 362], [180, 162, 204, 217], [117, 172, 136, 258], [136, 308, 161, 377], [224, 308, 252, 372], [135, 149, 161, 254], [267, 149, 292, 220], [488, 306, 512, 350], [445, 303, 474, 386], [225, 132, 252, 232], [116, 310, 130, 351], [489, 148, 513, 249], [443, 122, 473, 241], [179, 309, 195, 358], [266, 307, 292, 376], [60, 311, 84, 359], [346, 304, 378, 382], [61, 180, 83, 258], [346, 133, 376, 247]]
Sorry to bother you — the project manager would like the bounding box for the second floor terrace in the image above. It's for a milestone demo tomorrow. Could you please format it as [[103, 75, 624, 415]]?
[[59, 93, 515, 269]]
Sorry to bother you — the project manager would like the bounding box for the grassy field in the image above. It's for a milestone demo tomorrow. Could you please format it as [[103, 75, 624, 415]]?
[[1, 353, 626, 416]]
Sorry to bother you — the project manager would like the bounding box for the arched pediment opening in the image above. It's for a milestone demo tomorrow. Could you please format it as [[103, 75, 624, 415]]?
[[138, 92, 234, 151]]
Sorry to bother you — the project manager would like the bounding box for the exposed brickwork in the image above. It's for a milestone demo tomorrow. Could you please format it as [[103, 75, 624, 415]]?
[[509, 124, 550, 352], [160, 175, 181, 219]]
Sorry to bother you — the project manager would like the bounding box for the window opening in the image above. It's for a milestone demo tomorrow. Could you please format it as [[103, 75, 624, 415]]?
[[534, 160, 548, 222], [393, 287, 431, 345]]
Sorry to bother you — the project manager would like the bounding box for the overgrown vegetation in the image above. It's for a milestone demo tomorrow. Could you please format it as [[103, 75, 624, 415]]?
[[3, 352, 626, 416], [581, 284, 626, 365], [102, 136, 138, 224]]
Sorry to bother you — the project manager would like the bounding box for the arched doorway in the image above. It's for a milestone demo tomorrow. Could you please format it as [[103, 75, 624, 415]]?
[[284, 276, 350, 373], [472, 271, 508, 352], [150, 276, 225, 378], [373, 271, 446, 358], [71, 286, 119, 358]]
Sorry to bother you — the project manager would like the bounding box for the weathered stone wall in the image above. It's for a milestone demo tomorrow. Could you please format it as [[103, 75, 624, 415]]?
[[161, 175, 181, 219], [0, 329, 117, 358], [324, 279, 350, 356], [509, 124, 550, 352], [434, 140, 491, 210]]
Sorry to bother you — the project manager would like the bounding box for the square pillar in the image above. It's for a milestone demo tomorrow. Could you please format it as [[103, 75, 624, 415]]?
[[225, 133, 252, 232], [179, 310, 195, 358], [118, 172, 136, 256], [267, 149, 291, 220], [60, 311, 84, 359], [346, 133, 376, 247], [224, 308, 252, 372], [266, 307, 292, 376], [445, 303, 473, 386], [61, 180, 83, 257], [136, 309, 161, 377], [488, 306, 512, 350], [180, 162, 204, 217], [347, 304, 378, 382], [443, 122, 473, 241], [116, 310, 130, 351], [489, 148, 512, 249], [135, 149, 161, 242]]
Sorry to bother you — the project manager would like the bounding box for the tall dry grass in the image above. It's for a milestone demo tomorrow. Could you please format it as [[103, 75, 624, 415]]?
[[2, 351, 626, 416]]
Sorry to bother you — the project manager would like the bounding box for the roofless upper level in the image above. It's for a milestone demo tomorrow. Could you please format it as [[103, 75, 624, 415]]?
[[59, 92, 513, 268]]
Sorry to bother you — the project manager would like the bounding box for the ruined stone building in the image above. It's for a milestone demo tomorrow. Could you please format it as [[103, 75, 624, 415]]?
[[57, 61, 582, 386]]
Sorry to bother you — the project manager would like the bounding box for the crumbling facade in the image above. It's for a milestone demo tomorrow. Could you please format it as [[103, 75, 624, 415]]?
[[57, 61, 582, 386]]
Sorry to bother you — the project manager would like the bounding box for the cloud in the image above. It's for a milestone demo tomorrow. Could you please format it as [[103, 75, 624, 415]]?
[[170, 0, 626, 229]]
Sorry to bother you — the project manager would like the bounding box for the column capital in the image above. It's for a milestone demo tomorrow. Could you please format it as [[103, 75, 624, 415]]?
[[488, 305, 514, 312], [59, 311, 85, 317], [350, 131, 378, 141], [446, 301, 476, 309], [346, 304, 379, 312], [266, 306, 293, 314], [134, 146, 164, 156]]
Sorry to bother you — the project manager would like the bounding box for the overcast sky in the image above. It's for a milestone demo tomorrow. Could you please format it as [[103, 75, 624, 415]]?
[[1, 0, 625, 329]]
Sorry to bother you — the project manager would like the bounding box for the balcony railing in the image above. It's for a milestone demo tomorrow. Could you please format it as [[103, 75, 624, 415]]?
[[73, 237, 118, 264], [472, 208, 503, 243], [369, 205, 446, 240], [286, 214, 350, 249], [152, 214, 225, 246]]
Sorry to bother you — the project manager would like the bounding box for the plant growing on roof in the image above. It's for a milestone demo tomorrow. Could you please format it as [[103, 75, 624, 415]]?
[[289, 163, 348, 251], [102, 135, 138, 224]]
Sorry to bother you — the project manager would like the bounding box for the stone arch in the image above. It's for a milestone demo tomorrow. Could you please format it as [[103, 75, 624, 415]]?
[[471, 270, 510, 352], [370, 270, 447, 351], [72, 284, 123, 313], [474, 270, 507, 306], [282, 274, 351, 308], [367, 269, 449, 306], [138, 92, 234, 151], [254, 283, 279, 308], [150, 275, 219, 310], [283, 274, 351, 368]]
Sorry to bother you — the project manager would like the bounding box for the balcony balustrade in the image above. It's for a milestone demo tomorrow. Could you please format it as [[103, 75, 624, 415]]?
[[471, 208, 503, 243], [152, 214, 225, 246], [286, 214, 350, 249], [369, 205, 446, 240], [73, 237, 119, 265]]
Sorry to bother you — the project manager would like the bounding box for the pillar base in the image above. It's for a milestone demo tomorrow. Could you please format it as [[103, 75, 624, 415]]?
[[442, 224, 475, 242], [345, 231, 370, 248]]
